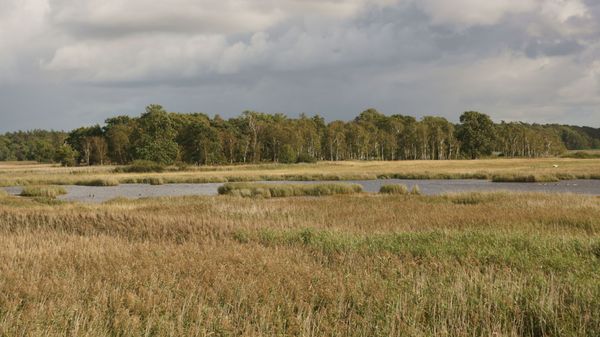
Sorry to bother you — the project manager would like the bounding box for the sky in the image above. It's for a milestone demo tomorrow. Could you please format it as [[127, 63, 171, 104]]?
[[0, 0, 599, 132]]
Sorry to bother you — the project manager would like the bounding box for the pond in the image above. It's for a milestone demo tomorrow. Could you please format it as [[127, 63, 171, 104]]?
[[3, 179, 600, 203]]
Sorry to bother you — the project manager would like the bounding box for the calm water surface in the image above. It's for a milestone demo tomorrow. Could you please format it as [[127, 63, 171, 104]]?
[[3, 179, 600, 203]]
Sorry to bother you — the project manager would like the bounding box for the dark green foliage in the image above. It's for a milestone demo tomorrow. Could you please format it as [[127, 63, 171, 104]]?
[[117, 160, 166, 173], [130, 105, 179, 165], [278, 144, 297, 164], [457, 111, 496, 159], [2, 105, 599, 165], [0, 130, 67, 162], [55, 144, 78, 167], [296, 153, 317, 163], [562, 151, 600, 159]]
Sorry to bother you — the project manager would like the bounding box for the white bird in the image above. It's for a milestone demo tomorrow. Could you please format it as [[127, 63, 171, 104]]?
[[553, 165, 559, 168]]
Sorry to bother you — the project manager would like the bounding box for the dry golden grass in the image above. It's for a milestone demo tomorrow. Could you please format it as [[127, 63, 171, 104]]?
[[0, 189, 599, 336], [1, 158, 600, 186]]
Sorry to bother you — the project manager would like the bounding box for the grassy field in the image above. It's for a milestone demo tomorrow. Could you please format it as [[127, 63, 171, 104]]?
[[0, 184, 599, 336], [1, 158, 600, 187]]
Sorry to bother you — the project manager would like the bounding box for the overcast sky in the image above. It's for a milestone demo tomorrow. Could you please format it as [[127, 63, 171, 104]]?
[[1, 0, 599, 132]]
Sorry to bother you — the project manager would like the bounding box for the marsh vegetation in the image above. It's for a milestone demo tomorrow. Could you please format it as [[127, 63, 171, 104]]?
[[0, 187, 599, 336]]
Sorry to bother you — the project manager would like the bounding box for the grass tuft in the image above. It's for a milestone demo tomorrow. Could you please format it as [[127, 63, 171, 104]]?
[[20, 185, 67, 198], [491, 174, 560, 183], [115, 160, 166, 173], [218, 182, 363, 198], [75, 178, 120, 186], [379, 184, 409, 195], [411, 185, 422, 195]]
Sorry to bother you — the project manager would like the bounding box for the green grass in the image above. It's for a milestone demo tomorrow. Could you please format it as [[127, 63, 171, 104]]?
[[19, 185, 67, 198], [218, 182, 363, 198]]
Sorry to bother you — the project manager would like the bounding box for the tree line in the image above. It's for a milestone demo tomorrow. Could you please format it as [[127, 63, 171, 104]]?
[[0, 105, 599, 166]]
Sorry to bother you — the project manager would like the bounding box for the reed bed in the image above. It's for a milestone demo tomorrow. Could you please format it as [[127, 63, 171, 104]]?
[[218, 182, 363, 198], [0, 191, 599, 336], [19, 185, 67, 198], [2, 158, 600, 187], [379, 183, 410, 194]]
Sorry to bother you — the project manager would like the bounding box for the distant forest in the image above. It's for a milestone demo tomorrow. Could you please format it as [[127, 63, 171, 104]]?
[[1, 105, 599, 166]]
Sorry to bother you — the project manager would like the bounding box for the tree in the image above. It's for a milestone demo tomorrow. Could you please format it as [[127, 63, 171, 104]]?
[[457, 111, 496, 159], [179, 117, 223, 165], [131, 105, 179, 165], [104, 116, 134, 164], [55, 144, 78, 167]]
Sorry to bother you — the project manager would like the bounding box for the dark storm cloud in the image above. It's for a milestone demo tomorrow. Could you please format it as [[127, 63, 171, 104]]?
[[0, 0, 599, 132]]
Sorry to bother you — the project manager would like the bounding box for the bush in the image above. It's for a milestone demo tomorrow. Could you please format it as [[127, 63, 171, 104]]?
[[20, 185, 67, 198], [296, 153, 317, 164], [379, 184, 409, 195], [561, 151, 600, 159], [218, 182, 362, 198], [117, 160, 166, 173], [279, 145, 297, 164]]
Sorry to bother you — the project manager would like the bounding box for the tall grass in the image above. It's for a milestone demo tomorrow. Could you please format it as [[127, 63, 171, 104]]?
[[2, 158, 600, 187], [75, 178, 120, 186], [115, 160, 166, 173], [218, 182, 363, 198], [19, 185, 67, 198], [379, 184, 409, 194], [491, 173, 561, 183], [0, 192, 599, 335]]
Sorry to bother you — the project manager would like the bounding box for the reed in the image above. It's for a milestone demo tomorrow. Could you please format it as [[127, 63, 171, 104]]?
[[0, 192, 599, 335], [218, 182, 363, 198], [491, 173, 561, 183], [379, 184, 409, 195], [75, 178, 120, 186], [19, 185, 67, 198]]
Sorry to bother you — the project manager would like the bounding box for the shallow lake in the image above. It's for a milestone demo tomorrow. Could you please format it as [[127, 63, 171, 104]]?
[[3, 179, 600, 203]]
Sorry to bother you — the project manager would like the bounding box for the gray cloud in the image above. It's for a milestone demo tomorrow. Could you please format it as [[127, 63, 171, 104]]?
[[0, 0, 599, 132]]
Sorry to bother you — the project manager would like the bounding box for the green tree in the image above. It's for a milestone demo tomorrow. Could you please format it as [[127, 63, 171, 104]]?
[[55, 144, 78, 167], [457, 111, 496, 159], [131, 105, 179, 165]]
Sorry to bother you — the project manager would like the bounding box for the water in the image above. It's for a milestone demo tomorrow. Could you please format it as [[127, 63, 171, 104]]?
[[3, 179, 600, 203]]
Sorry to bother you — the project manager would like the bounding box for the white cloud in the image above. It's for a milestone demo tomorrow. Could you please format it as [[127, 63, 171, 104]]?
[[415, 0, 536, 27], [1, 0, 600, 130]]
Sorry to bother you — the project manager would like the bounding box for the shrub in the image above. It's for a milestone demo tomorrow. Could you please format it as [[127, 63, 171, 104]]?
[[117, 160, 166, 173], [562, 151, 600, 159], [296, 153, 317, 164], [379, 184, 409, 195], [279, 145, 297, 164], [20, 185, 67, 199]]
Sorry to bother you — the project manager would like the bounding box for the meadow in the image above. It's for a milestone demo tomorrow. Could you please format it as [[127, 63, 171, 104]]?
[[1, 157, 600, 187], [1, 182, 600, 335]]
